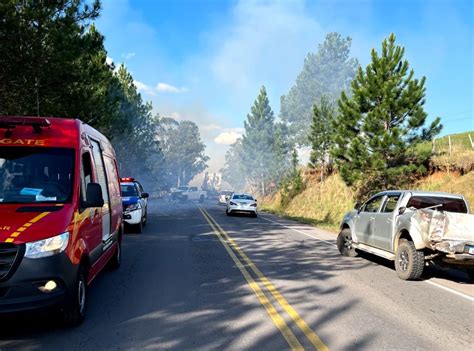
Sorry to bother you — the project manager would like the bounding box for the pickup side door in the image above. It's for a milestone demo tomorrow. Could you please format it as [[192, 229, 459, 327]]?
[[355, 195, 384, 246], [373, 193, 401, 251]]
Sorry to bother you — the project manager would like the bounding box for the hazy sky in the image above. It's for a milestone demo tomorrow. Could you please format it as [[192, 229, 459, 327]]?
[[95, 0, 473, 172]]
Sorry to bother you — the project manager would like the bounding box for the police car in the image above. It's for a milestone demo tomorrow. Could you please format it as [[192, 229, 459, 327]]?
[[120, 178, 149, 233]]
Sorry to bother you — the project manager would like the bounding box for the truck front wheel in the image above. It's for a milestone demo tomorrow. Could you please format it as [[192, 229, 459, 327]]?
[[395, 239, 424, 280], [337, 228, 357, 257]]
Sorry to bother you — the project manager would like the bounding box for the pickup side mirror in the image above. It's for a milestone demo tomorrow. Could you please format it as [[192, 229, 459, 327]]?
[[398, 206, 406, 215], [83, 183, 104, 208], [141, 192, 149, 199], [354, 202, 361, 211]]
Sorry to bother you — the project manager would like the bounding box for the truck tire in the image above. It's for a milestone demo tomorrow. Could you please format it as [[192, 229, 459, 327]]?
[[337, 228, 358, 257], [395, 239, 424, 280], [62, 265, 88, 326], [199, 195, 204, 203]]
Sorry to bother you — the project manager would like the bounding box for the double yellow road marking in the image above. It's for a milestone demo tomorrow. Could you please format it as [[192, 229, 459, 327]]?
[[198, 206, 329, 351]]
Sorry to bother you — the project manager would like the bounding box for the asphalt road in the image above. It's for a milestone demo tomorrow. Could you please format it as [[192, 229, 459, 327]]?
[[1, 199, 473, 350]]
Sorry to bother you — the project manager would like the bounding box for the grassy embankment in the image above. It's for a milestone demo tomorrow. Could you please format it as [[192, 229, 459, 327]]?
[[261, 132, 474, 233]]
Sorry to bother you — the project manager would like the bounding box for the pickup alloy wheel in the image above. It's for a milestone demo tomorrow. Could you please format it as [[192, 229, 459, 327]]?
[[337, 229, 358, 257], [395, 239, 424, 280]]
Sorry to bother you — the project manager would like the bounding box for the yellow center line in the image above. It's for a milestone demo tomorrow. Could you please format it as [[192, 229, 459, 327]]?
[[200, 206, 329, 351], [198, 206, 304, 350]]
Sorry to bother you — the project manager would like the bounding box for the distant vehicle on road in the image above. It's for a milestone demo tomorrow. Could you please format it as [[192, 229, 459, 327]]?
[[337, 190, 474, 280], [218, 190, 233, 205], [0, 116, 122, 326], [120, 177, 149, 233], [226, 193, 258, 217], [172, 186, 207, 203]]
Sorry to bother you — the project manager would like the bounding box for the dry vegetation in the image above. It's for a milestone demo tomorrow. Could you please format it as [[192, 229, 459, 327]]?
[[261, 170, 474, 233]]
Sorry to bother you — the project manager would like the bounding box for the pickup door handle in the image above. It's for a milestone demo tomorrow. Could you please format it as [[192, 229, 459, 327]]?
[[370, 217, 375, 221]]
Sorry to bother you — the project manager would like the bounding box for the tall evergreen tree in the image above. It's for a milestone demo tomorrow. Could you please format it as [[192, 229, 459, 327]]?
[[280, 32, 358, 146], [308, 96, 335, 180], [331, 33, 442, 197], [241, 86, 277, 195]]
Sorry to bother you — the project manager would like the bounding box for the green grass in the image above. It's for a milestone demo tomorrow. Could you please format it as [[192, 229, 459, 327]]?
[[418, 131, 474, 153]]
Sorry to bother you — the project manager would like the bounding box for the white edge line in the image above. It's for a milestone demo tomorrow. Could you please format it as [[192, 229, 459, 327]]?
[[260, 215, 336, 247], [424, 280, 474, 302], [260, 213, 474, 303]]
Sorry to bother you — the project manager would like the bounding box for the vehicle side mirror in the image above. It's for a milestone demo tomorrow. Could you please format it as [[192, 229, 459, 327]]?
[[398, 206, 406, 215], [354, 202, 361, 210], [84, 183, 104, 208], [225, 195, 230, 200], [141, 192, 149, 199]]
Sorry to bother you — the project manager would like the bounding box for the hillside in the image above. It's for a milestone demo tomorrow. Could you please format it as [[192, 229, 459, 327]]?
[[261, 170, 474, 233]]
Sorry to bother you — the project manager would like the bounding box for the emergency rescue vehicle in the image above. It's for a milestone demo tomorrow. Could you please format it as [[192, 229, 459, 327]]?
[[0, 116, 123, 326]]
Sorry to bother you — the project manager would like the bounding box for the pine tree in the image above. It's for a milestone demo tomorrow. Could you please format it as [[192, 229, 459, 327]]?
[[308, 96, 335, 180], [331, 33, 442, 197], [241, 86, 277, 195], [280, 32, 358, 146]]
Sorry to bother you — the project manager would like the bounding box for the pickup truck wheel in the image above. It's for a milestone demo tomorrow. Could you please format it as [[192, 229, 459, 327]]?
[[337, 229, 357, 257], [62, 265, 87, 326], [199, 195, 204, 203], [395, 239, 424, 280]]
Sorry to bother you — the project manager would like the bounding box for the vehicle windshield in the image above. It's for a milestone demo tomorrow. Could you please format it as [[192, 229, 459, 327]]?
[[407, 196, 468, 213], [232, 194, 254, 200], [0, 147, 74, 204], [121, 184, 138, 197], [178, 186, 189, 191]]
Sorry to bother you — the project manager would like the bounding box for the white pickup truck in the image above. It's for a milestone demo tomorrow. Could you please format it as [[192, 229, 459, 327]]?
[[337, 190, 474, 280], [173, 186, 207, 203]]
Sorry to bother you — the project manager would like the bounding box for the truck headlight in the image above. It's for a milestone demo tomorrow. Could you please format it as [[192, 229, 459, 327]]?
[[25, 232, 69, 259]]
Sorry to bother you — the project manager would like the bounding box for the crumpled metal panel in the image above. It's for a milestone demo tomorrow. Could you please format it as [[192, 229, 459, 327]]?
[[411, 209, 474, 253]]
